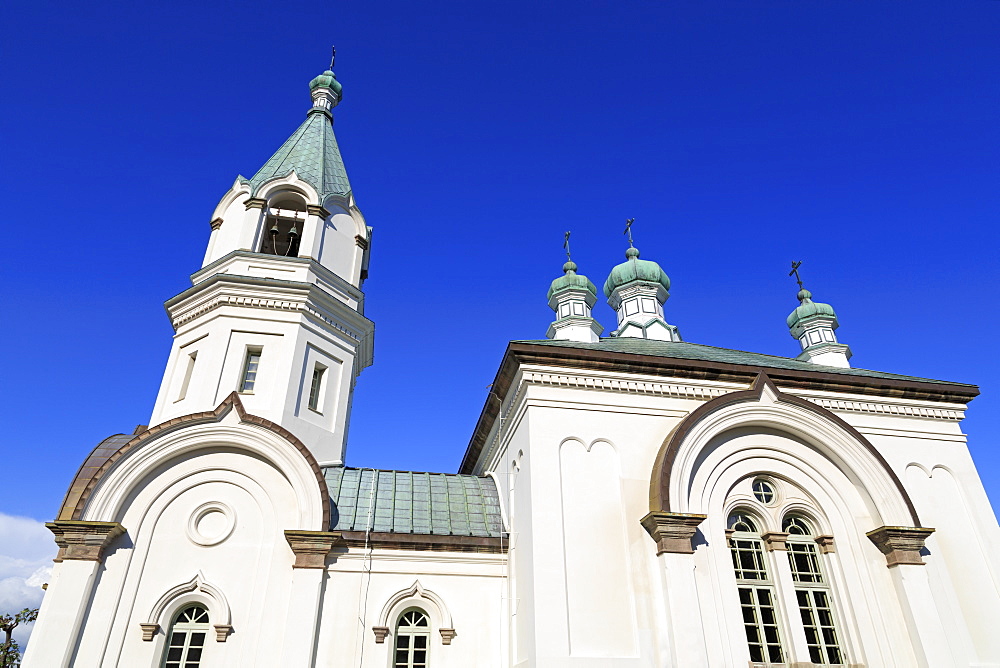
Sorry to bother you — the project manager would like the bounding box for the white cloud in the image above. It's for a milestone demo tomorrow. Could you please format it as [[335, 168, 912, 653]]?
[[0, 513, 56, 649]]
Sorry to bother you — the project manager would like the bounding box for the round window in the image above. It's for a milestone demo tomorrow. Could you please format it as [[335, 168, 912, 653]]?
[[751, 478, 777, 505]]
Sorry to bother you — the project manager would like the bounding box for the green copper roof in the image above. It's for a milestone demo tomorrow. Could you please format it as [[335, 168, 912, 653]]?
[[246, 108, 351, 200], [603, 247, 671, 298], [786, 289, 837, 328], [309, 69, 343, 95], [548, 261, 597, 300], [513, 337, 977, 386], [323, 466, 504, 537]]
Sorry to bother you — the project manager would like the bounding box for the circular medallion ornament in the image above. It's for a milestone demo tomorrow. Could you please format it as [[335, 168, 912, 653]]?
[[187, 502, 235, 546]]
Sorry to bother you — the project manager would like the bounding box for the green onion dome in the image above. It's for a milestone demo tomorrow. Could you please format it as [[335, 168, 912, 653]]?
[[786, 289, 837, 328], [602, 247, 671, 298], [309, 70, 343, 95], [548, 261, 598, 300]]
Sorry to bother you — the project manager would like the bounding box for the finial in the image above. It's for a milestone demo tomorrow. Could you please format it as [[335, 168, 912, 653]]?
[[624, 218, 635, 248], [789, 261, 812, 302], [330, 45, 336, 70], [562, 231, 578, 273]]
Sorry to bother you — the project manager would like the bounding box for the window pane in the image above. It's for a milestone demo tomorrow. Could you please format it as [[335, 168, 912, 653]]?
[[414, 635, 427, 648]]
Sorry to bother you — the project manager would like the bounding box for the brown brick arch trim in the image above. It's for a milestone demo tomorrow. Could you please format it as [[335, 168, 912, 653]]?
[[648, 373, 920, 526], [58, 392, 332, 528]]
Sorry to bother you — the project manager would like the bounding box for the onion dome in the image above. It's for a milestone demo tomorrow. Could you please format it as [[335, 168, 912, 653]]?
[[548, 261, 598, 300], [309, 69, 343, 95], [602, 247, 671, 298], [786, 289, 837, 329]]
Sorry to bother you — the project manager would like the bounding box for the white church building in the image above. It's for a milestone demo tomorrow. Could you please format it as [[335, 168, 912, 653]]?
[[23, 63, 1000, 668]]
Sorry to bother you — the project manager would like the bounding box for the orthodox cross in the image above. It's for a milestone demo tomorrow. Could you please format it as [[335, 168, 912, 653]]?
[[330, 46, 336, 70], [624, 218, 635, 247], [563, 231, 573, 261], [789, 260, 804, 290]]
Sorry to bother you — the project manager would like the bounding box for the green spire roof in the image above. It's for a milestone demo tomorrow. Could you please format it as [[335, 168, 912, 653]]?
[[603, 247, 671, 298], [246, 108, 351, 200], [786, 289, 837, 328]]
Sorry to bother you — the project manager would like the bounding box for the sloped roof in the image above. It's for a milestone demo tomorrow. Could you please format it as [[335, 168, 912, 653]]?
[[324, 466, 504, 537], [246, 109, 351, 199]]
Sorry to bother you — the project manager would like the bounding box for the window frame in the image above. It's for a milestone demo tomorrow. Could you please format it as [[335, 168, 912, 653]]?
[[307, 363, 326, 413], [393, 608, 431, 668], [161, 604, 210, 668], [727, 511, 786, 664], [239, 348, 262, 394], [783, 514, 846, 666]]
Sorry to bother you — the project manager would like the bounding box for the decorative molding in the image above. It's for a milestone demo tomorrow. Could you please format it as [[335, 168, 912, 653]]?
[[372, 626, 390, 643], [145, 572, 232, 629], [439, 628, 457, 645], [139, 623, 159, 641], [46, 521, 125, 562], [377, 581, 454, 631], [57, 393, 332, 532], [244, 198, 267, 210], [306, 204, 331, 218], [213, 624, 233, 642], [639, 512, 706, 555], [284, 530, 342, 568], [867, 526, 935, 567], [354, 234, 370, 250], [170, 291, 361, 343], [648, 373, 922, 526], [809, 397, 964, 421], [209, 217, 224, 230], [815, 535, 836, 554], [762, 531, 789, 551], [521, 369, 730, 402], [339, 531, 505, 554], [186, 502, 235, 547]]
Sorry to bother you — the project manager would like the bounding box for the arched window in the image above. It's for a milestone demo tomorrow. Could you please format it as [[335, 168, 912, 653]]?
[[162, 605, 210, 668], [728, 511, 785, 663], [782, 514, 845, 665], [394, 609, 429, 668], [259, 196, 305, 257]]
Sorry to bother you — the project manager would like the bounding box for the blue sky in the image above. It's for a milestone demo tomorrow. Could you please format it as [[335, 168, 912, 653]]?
[[2, 0, 998, 535]]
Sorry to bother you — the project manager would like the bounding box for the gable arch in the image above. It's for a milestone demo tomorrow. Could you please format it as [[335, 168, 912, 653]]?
[[59, 393, 330, 531], [649, 373, 919, 527]]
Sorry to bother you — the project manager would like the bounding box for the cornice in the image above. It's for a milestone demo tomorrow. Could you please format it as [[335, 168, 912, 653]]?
[[165, 273, 374, 344], [460, 341, 978, 474]]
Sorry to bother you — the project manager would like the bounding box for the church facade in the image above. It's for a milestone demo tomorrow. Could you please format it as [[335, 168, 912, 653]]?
[[23, 64, 1000, 668]]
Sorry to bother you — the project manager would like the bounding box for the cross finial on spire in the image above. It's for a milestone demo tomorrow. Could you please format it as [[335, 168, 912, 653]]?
[[789, 260, 804, 290], [330, 45, 336, 70], [563, 231, 572, 261], [624, 218, 635, 248]]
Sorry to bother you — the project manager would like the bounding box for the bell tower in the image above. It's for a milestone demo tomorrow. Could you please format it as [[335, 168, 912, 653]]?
[[148, 59, 373, 466]]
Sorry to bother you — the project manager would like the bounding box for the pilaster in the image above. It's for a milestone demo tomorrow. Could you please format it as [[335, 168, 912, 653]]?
[[641, 512, 709, 665]]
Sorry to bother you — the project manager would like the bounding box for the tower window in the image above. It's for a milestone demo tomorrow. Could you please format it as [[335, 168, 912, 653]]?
[[259, 197, 306, 257], [394, 609, 430, 668], [240, 349, 261, 393], [308, 364, 326, 412], [162, 605, 209, 668], [176, 352, 197, 402]]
